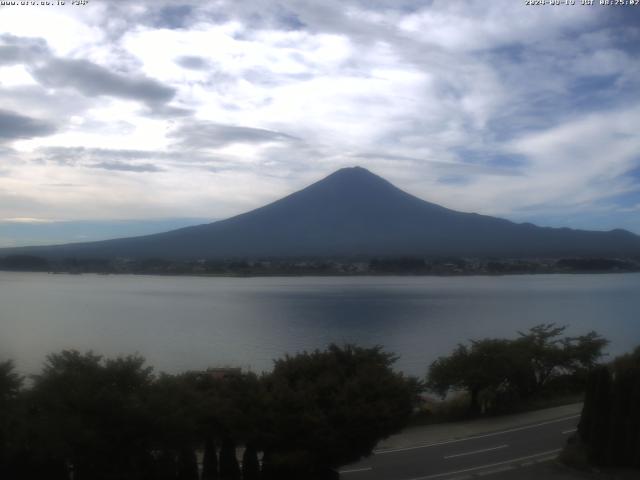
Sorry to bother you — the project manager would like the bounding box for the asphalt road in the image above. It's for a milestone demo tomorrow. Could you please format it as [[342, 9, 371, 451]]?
[[339, 414, 580, 480]]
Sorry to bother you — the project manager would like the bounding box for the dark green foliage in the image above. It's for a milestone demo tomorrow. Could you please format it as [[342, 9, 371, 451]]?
[[577, 347, 640, 467], [242, 443, 260, 480], [146, 373, 201, 453], [177, 448, 199, 480], [201, 438, 219, 480], [0, 361, 24, 479], [27, 350, 155, 480], [427, 324, 608, 414], [428, 339, 523, 414], [0, 360, 22, 400], [0, 344, 417, 479], [587, 366, 612, 465], [154, 450, 179, 480], [262, 344, 419, 475], [219, 437, 241, 480]]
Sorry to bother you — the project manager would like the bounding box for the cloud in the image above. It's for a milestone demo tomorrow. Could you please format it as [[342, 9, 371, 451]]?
[[37, 146, 171, 166], [1, 0, 639, 240], [32, 58, 176, 107], [175, 55, 209, 70], [0, 217, 54, 224], [0, 109, 56, 141], [170, 121, 301, 149], [91, 162, 163, 173], [0, 33, 50, 65], [353, 152, 523, 178], [154, 5, 195, 29]]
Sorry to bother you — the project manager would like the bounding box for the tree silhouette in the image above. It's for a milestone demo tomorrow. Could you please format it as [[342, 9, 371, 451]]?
[[578, 346, 640, 467], [28, 350, 155, 479], [428, 325, 608, 414], [0, 361, 24, 479], [261, 344, 419, 477]]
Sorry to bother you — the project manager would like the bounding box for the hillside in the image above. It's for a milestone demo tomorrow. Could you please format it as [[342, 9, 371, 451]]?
[[2, 167, 640, 260]]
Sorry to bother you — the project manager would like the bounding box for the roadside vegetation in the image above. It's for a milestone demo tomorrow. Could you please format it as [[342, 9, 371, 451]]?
[[0, 326, 626, 479], [424, 324, 608, 418], [562, 346, 640, 470], [0, 345, 419, 480]]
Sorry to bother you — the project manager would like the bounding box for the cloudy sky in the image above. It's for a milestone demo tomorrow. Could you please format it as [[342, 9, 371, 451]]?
[[1, 0, 639, 246]]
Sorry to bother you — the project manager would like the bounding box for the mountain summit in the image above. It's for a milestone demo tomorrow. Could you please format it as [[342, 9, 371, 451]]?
[[4, 167, 640, 259]]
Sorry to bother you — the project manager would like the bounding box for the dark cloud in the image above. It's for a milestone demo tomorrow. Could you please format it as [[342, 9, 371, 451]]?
[[0, 34, 50, 66], [171, 121, 300, 148], [0, 109, 57, 141], [0, 86, 93, 121], [1, 34, 183, 119], [175, 55, 209, 70], [32, 58, 176, 107], [155, 5, 194, 29], [91, 162, 163, 173]]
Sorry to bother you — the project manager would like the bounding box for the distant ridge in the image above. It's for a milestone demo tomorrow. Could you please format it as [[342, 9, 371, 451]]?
[[2, 167, 640, 259]]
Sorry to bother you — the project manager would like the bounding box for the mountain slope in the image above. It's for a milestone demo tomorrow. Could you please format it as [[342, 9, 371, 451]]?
[[3, 167, 640, 259]]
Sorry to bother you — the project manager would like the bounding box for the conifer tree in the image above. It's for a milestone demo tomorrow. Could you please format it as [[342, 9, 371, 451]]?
[[219, 437, 241, 480], [177, 448, 199, 480], [587, 366, 612, 466], [242, 443, 260, 480], [202, 437, 219, 480]]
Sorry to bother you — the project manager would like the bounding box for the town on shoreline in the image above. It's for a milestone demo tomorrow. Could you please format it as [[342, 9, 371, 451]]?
[[1, 254, 639, 276]]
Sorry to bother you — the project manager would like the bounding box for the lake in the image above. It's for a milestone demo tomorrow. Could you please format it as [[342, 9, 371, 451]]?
[[1, 272, 639, 377]]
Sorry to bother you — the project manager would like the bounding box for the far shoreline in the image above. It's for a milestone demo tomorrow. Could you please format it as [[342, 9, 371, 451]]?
[[2, 269, 640, 279]]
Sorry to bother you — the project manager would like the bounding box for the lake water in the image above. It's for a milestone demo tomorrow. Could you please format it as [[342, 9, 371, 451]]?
[[1, 272, 639, 377]]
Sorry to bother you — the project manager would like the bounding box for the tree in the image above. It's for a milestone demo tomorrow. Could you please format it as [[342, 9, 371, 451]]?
[[427, 339, 524, 414], [201, 437, 219, 480], [261, 344, 419, 478], [219, 437, 241, 480], [427, 325, 608, 414], [515, 324, 608, 395], [176, 369, 266, 479], [0, 360, 22, 400], [29, 350, 155, 479], [145, 372, 203, 480], [242, 443, 260, 480], [177, 448, 199, 480], [515, 324, 568, 394], [0, 360, 23, 479], [577, 346, 640, 467]]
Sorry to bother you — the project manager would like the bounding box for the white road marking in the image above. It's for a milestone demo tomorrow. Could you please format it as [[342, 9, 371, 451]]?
[[444, 444, 508, 459], [406, 448, 562, 480], [535, 455, 558, 463], [339, 467, 373, 474], [562, 428, 577, 435], [375, 415, 579, 455]]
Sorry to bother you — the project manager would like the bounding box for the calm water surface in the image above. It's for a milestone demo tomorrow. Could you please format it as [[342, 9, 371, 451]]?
[[1, 272, 639, 376]]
